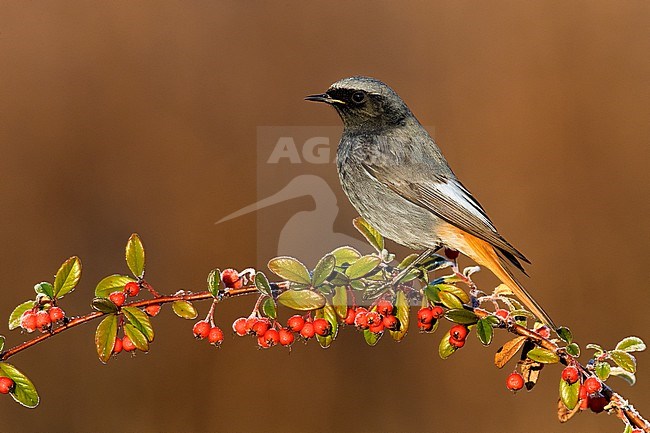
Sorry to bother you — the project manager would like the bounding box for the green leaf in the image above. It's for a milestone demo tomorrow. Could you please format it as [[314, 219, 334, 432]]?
[[495, 336, 528, 369], [390, 290, 409, 342], [91, 298, 119, 314], [0, 362, 39, 408], [330, 246, 361, 267], [565, 342, 580, 357], [277, 290, 326, 311], [559, 379, 580, 410], [353, 217, 384, 252], [526, 347, 560, 364], [332, 287, 348, 319], [8, 300, 35, 330], [268, 257, 311, 284], [476, 318, 494, 346], [397, 253, 420, 270], [262, 297, 277, 320], [624, 425, 633, 433], [610, 350, 636, 373], [171, 301, 198, 320], [438, 291, 463, 310], [53, 256, 82, 298], [125, 233, 145, 278], [434, 284, 470, 304], [595, 362, 611, 381], [609, 367, 636, 386], [438, 335, 456, 359], [0, 336, 4, 352], [423, 285, 440, 303], [122, 306, 154, 342], [557, 326, 573, 344], [95, 315, 118, 364], [615, 336, 646, 353], [254, 272, 272, 297], [345, 255, 381, 279], [124, 323, 149, 352], [315, 303, 338, 348], [33, 282, 54, 298], [207, 269, 221, 297], [363, 329, 382, 346], [95, 274, 136, 298], [586, 343, 604, 356], [444, 308, 478, 325], [312, 254, 336, 287]]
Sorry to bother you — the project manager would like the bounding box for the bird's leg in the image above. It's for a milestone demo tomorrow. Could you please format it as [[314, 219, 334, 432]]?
[[391, 248, 438, 286]]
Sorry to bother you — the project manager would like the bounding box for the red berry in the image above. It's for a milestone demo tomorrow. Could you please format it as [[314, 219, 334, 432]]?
[[495, 309, 509, 320], [232, 317, 248, 336], [144, 304, 161, 317], [431, 306, 445, 319], [299, 322, 315, 339], [313, 318, 331, 336], [35, 310, 51, 332], [245, 317, 257, 334], [354, 310, 369, 330], [382, 315, 400, 331], [506, 372, 524, 391], [369, 322, 385, 334], [48, 306, 65, 323], [632, 429, 643, 433], [376, 299, 393, 316], [562, 366, 579, 384], [208, 327, 224, 345], [122, 335, 136, 352], [192, 321, 211, 339], [579, 385, 589, 410], [279, 328, 295, 347], [417, 307, 434, 324], [365, 311, 382, 326], [536, 325, 551, 339], [20, 311, 37, 333], [251, 319, 270, 337], [344, 308, 356, 325], [113, 337, 123, 354], [584, 377, 602, 394], [109, 291, 126, 307], [257, 335, 270, 349], [418, 321, 435, 332], [263, 329, 280, 347], [444, 248, 460, 260], [287, 315, 305, 332], [124, 281, 140, 297], [0, 377, 15, 394], [588, 394, 607, 413], [221, 268, 242, 289], [450, 325, 468, 341], [449, 336, 466, 348]]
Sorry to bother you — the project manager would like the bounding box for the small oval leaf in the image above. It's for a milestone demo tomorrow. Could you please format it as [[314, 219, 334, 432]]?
[[438, 335, 456, 359], [315, 302, 338, 348], [595, 362, 611, 381], [435, 284, 470, 304], [254, 272, 272, 297], [8, 300, 36, 330], [171, 301, 198, 320], [0, 362, 39, 408], [560, 379, 580, 410], [390, 290, 409, 342], [122, 306, 154, 342], [95, 274, 136, 298], [330, 246, 362, 267], [33, 282, 54, 298], [495, 336, 528, 369], [353, 217, 384, 251], [124, 323, 149, 352], [277, 290, 326, 311], [125, 233, 145, 278], [312, 254, 336, 287], [476, 318, 494, 346], [610, 350, 636, 373], [438, 291, 464, 310], [345, 255, 381, 280], [53, 256, 82, 298], [95, 315, 118, 364], [615, 336, 646, 353], [262, 297, 277, 320], [363, 329, 382, 346], [268, 257, 311, 284], [332, 287, 348, 319], [444, 308, 478, 325], [527, 347, 560, 364], [91, 298, 119, 314], [557, 326, 573, 344], [207, 269, 221, 297]]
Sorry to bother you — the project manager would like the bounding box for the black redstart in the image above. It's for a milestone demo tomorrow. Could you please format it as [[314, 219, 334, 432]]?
[[306, 76, 555, 329]]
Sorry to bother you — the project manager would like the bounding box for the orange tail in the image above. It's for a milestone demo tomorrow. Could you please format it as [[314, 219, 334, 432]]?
[[453, 231, 556, 329]]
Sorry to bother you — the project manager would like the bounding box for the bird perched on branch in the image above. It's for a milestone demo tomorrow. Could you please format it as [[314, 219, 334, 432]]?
[[306, 76, 555, 329]]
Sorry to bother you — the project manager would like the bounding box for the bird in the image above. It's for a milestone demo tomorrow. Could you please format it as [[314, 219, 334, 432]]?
[[306, 76, 555, 329]]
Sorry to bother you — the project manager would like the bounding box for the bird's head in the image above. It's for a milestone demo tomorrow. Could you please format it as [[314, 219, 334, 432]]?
[[306, 76, 413, 132]]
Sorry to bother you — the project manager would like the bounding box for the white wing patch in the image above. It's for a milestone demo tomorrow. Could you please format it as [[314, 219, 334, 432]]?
[[431, 180, 496, 230]]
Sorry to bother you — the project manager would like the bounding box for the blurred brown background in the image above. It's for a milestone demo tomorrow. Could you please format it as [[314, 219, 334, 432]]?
[[1, 1, 648, 432]]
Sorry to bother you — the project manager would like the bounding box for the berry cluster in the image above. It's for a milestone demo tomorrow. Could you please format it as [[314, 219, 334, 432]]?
[[193, 320, 224, 346], [108, 281, 141, 308], [232, 315, 329, 349], [19, 306, 65, 334], [344, 299, 401, 334], [416, 306, 444, 332]]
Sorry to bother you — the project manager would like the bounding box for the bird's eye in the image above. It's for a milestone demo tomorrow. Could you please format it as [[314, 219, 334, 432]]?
[[351, 91, 366, 104]]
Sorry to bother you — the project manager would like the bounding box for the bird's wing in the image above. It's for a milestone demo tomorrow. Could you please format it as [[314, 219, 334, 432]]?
[[362, 162, 530, 266]]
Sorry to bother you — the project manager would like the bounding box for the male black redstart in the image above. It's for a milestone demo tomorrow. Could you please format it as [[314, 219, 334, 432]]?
[[306, 76, 555, 329]]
